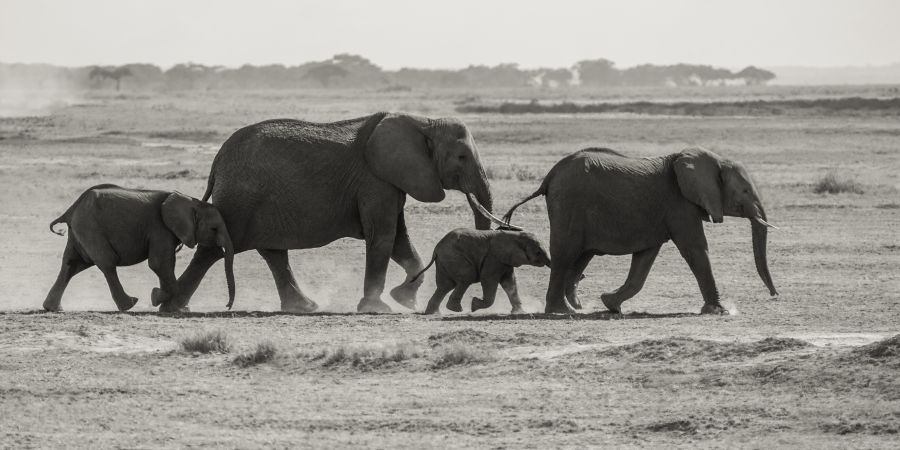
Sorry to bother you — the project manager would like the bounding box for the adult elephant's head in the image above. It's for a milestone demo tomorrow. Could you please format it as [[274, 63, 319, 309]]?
[[673, 147, 778, 297], [365, 113, 508, 230]]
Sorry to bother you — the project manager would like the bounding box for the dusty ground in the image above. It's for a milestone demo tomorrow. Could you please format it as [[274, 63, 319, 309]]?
[[1, 87, 898, 448]]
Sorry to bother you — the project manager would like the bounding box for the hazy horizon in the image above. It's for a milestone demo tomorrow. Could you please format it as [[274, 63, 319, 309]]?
[[2, 0, 899, 71]]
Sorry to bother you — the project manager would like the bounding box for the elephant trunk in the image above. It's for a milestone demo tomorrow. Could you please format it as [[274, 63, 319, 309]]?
[[468, 174, 494, 230], [216, 226, 236, 309], [750, 205, 778, 297]]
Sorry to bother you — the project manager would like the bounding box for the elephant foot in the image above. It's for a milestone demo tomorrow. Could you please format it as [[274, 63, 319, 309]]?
[[389, 283, 419, 310], [423, 305, 441, 315], [158, 302, 190, 313], [150, 288, 171, 307], [470, 296, 491, 312], [544, 300, 576, 314], [42, 300, 62, 312], [281, 296, 318, 313], [357, 297, 392, 314], [510, 305, 526, 315], [601, 294, 623, 314], [700, 303, 729, 315], [115, 296, 139, 312], [446, 298, 463, 313]]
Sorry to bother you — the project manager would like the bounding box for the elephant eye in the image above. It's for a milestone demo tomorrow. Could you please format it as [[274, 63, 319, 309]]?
[[458, 154, 466, 161]]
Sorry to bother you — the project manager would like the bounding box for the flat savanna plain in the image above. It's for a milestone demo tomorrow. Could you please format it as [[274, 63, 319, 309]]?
[[0, 86, 898, 448]]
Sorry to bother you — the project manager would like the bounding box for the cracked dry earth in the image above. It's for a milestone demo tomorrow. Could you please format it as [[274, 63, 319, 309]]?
[[1, 311, 898, 448]]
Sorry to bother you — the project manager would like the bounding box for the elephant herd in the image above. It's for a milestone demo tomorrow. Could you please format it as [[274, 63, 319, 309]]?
[[43, 112, 778, 315]]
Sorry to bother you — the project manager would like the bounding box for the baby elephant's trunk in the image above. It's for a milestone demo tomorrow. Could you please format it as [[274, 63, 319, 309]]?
[[217, 227, 236, 309]]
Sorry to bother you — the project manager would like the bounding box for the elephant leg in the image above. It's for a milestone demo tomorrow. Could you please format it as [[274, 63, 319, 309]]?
[[565, 253, 594, 310], [148, 241, 177, 307], [258, 249, 318, 313], [97, 265, 138, 312], [674, 240, 725, 314], [357, 205, 399, 313], [601, 245, 661, 314], [471, 276, 500, 313], [388, 212, 424, 310], [546, 249, 578, 314], [445, 283, 469, 313], [423, 265, 455, 315], [164, 246, 222, 312], [43, 238, 92, 312], [498, 269, 525, 314]]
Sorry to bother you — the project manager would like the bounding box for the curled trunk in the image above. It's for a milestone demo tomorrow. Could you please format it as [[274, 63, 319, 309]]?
[[751, 211, 778, 297]]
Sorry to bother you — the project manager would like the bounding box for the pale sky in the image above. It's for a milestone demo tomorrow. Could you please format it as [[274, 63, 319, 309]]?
[[1, 0, 898, 70]]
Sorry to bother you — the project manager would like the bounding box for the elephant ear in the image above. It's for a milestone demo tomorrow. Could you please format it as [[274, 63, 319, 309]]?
[[673, 148, 724, 223], [364, 114, 445, 202], [161, 192, 198, 248], [493, 233, 529, 267]]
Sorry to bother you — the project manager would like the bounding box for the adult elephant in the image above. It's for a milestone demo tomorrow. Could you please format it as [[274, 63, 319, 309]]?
[[503, 147, 778, 314], [158, 112, 512, 313]]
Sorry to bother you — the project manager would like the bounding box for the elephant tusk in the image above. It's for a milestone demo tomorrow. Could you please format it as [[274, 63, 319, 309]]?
[[752, 216, 779, 230], [466, 193, 523, 231]]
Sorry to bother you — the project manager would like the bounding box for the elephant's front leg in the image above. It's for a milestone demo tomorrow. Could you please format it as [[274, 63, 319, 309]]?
[[498, 269, 525, 314], [358, 198, 399, 313], [388, 212, 424, 310], [148, 241, 178, 307], [675, 241, 725, 314]]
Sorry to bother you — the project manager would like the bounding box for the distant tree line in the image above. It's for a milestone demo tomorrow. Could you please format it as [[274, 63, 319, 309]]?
[[0, 55, 776, 91]]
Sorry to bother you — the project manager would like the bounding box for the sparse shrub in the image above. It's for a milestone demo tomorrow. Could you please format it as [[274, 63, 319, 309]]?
[[233, 341, 278, 367], [179, 330, 231, 354], [431, 343, 496, 369], [314, 342, 422, 370], [813, 170, 864, 194]]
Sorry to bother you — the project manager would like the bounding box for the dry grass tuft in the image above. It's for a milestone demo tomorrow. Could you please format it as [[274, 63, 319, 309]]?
[[233, 341, 278, 367], [179, 330, 231, 354], [813, 170, 865, 194], [312, 342, 423, 370], [431, 343, 496, 369]]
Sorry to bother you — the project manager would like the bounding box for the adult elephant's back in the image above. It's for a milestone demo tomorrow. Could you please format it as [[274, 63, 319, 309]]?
[[203, 115, 386, 253]]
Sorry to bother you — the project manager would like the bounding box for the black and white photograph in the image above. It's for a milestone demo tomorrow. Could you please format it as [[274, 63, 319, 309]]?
[[1, 0, 898, 447]]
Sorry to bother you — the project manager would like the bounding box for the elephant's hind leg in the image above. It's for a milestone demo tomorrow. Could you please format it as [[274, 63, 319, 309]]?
[[164, 246, 223, 312], [565, 253, 594, 310], [601, 245, 661, 314], [388, 212, 424, 310], [423, 265, 455, 314], [258, 249, 318, 313], [43, 237, 92, 312]]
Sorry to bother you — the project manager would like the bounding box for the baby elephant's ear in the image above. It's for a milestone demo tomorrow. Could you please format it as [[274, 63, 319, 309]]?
[[161, 192, 197, 248]]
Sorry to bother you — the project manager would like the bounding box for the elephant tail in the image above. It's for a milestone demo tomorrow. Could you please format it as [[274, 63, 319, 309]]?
[[49, 215, 68, 236], [201, 171, 215, 203], [407, 253, 437, 285], [502, 181, 548, 224]]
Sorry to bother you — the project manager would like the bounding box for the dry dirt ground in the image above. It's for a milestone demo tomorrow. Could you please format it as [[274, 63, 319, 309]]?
[[1, 87, 898, 448]]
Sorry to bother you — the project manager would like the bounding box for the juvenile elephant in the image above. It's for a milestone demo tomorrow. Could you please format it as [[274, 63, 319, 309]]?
[[416, 228, 551, 315], [162, 113, 515, 314], [43, 184, 235, 312], [504, 147, 778, 315]]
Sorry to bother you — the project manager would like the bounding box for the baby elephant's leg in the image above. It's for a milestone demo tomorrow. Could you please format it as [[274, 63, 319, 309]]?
[[424, 265, 455, 314], [445, 283, 470, 313], [148, 240, 177, 307], [498, 269, 525, 314], [43, 237, 93, 312], [471, 277, 500, 313]]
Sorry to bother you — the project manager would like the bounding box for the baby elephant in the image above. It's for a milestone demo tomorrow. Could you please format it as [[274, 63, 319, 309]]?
[[417, 228, 551, 315], [43, 184, 235, 312]]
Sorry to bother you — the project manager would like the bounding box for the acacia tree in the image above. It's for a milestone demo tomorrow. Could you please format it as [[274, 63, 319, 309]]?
[[735, 66, 776, 85], [89, 66, 133, 91]]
